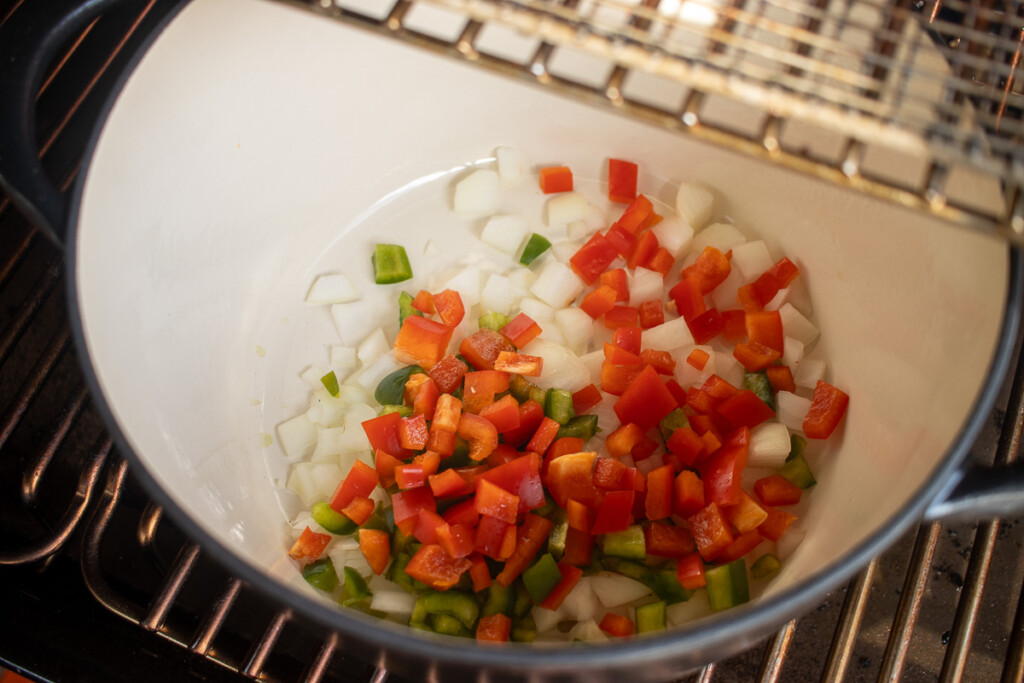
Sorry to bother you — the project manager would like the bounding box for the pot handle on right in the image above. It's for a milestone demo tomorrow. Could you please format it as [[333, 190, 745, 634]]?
[[925, 459, 1024, 521]]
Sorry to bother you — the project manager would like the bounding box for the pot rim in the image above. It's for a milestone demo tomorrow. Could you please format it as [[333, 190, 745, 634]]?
[[63, 0, 1024, 674]]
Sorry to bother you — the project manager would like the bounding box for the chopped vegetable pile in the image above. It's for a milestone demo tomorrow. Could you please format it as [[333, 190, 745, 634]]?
[[280, 150, 849, 644]]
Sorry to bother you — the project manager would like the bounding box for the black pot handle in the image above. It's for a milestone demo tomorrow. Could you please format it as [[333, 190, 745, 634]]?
[[0, 0, 123, 246], [925, 459, 1024, 521]]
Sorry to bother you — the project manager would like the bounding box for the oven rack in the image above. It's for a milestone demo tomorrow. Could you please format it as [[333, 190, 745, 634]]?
[[282, 0, 1024, 242], [1, 0, 1024, 681]]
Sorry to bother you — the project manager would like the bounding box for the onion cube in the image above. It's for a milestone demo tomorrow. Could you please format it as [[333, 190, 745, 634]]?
[[589, 572, 652, 607], [330, 345, 357, 371], [453, 169, 500, 215], [530, 260, 584, 308], [689, 222, 746, 260], [496, 146, 523, 183], [547, 192, 588, 227], [651, 217, 694, 258], [519, 296, 555, 323], [300, 365, 328, 390], [357, 328, 389, 364], [331, 301, 376, 347], [555, 307, 594, 353], [779, 303, 819, 346], [481, 273, 512, 315], [643, 316, 695, 352], [675, 181, 714, 229], [629, 267, 663, 307], [794, 358, 827, 389], [480, 215, 529, 255], [277, 413, 318, 460], [776, 391, 812, 432], [782, 336, 804, 367], [731, 240, 774, 281], [443, 265, 483, 307], [748, 422, 793, 468], [306, 273, 360, 304]]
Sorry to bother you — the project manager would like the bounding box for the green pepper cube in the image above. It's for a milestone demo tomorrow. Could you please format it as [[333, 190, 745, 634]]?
[[743, 370, 775, 410], [510, 615, 538, 642], [483, 582, 512, 617], [311, 501, 358, 535], [320, 371, 340, 397], [601, 526, 646, 561], [430, 613, 470, 636], [512, 581, 533, 618], [705, 559, 750, 610], [379, 404, 412, 417], [375, 365, 425, 406], [780, 434, 816, 489], [519, 233, 552, 266], [522, 553, 562, 603], [556, 414, 599, 441], [545, 388, 575, 425], [421, 590, 480, 629], [635, 600, 667, 633], [340, 566, 372, 606], [302, 558, 339, 592], [372, 244, 414, 284], [398, 291, 425, 326], [751, 553, 782, 579], [547, 510, 569, 561], [409, 595, 430, 630], [658, 408, 689, 443], [646, 569, 692, 605], [479, 311, 510, 331], [508, 374, 537, 402]]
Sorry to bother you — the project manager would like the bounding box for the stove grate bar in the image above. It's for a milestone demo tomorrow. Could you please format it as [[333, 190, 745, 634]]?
[[820, 560, 879, 681]]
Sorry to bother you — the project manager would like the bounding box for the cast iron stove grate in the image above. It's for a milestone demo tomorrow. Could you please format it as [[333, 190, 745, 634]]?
[[1, 1, 1024, 681]]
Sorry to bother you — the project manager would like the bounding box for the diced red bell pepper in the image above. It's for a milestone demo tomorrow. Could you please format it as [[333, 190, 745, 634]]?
[[688, 414, 715, 435], [766, 365, 796, 393], [361, 412, 411, 460], [373, 448, 403, 489], [329, 460, 380, 513], [716, 529, 764, 563], [469, 553, 491, 592], [404, 543, 473, 591], [603, 343, 643, 366], [599, 613, 635, 638], [538, 562, 585, 610], [462, 370, 511, 414], [581, 285, 619, 319], [665, 379, 688, 407], [493, 351, 543, 377], [414, 451, 441, 477], [460, 329, 516, 371], [676, 552, 707, 590], [640, 349, 675, 375], [626, 230, 659, 270], [684, 246, 731, 294], [768, 257, 800, 287], [590, 490, 634, 535], [667, 427, 704, 468], [571, 384, 603, 414], [669, 273, 706, 322], [428, 468, 471, 498], [457, 413, 499, 461], [431, 393, 463, 432], [391, 486, 436, 529], [443, 498, 480, 527], [613, 326, 642, 355], [745, 310, 784, 354], [487, 443, 519, 468], [599, 268, 630, 303], [288, 527, 332, 564], [474, 515, 512, 560], [604, 306, 640, 330], [413, 508, 447, 545], [701, 430, 722, 457], [631, 435, 658, 461], [803, 380, 850, 439], [697, 430, 748, 508], [539, 165, 573, 194], [495, 513, 555, 587], [737, 283, 766, 312], [433, 288, 465, 328], [570, 233, 619, 285], [475, 478, 520, 524], [754, 474, 803, 506], [702, 374, 738, 400], [566, 498, 590, 532], [428, 354, 469, 395], [479, 394, 521, 433], [403, 373, 429, 406], [600, 362, 643, 396], [608, 158, 638, 204], [546, 451, 601, 507], [398, 414, 429, 451], [526, 417, 561, 456], [394, 315, 454, 370], [688, 308, 724, 345], [477, 451, 545, 513], [593, 457, 628, 491], [645, 248, 674, 277], [614, 365, 677, 430], [341, 496, 376, 526], [644, 521, 695, 558], [687, 348, 710, 370], [500, 313, 543, 348], [637, 299, 665, 329], [605, 223, 636, 258], [721, 309, 747, 343], [612, 195, 656, 235], [358, 528, 390, 575], [545, 437, 585, 470], [605, 423, 644, 459], [476, 613, 512, 643], [717, 389, 776, 430], [501, 399, 545, 448], [644, 464, 675, 521], [427, 429, 456, 457], [411, 289, 435, 315], [411, 375, 440, 420], [688, 502, 735, 561], [722, 490, 768, 532], [733, 340, 782, 371], [758, 505, 797, 541], [563, 526, 594, 566]]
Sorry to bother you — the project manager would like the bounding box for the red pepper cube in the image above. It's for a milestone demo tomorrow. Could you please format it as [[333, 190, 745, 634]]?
[[394, 315, 454, 370], [612, 195, 657, 235], [391, 486, 437, 528], [613, 326, 642, 354], [754, 474, 803, 506], [462, 370, 511, 414], [745, 310, 784, 354], [564, 526, 594, 566], [733, 340, 782, 371], [475, 515, 512, 560], [644, 464, 675, 521], [593, 457, 628, 491], [570, 233, 619, 285], [605, 223, 636, 258], [688, 307, 725, 345], [477, 451, 546, 513], [645, 247, 675, 277], [637, 300, 665, 329], [428, 354, 469, 395], [358, 528, 390, 575], [329, 460, 380, 513], [599, 268, 630, 303], [766, 365, 796, 393], [687, 348, 710, 371], [426, 428, 456, 456], [433, 288, 465, 327], [539, 562, 585, 610], [411, 289, 435, 315], [687, 502, 735, 562], [717, 389, 776, 430], [697, 431, 749, 508], [539, 165, 573, 194], [723, 490, 769, 532], [684, 246, 732, 294], [545, 437, 585, 471], [758, 506, 797, 541], [614, 365, 678, 430], [803, 380, 850, 439], [500, 312, 543, 348], [398, 414, 429, 451], [374, 448, 404, 489], [476, 613, 512, 643], [493, 351, 543, 377], [487, 443, 519, 468], [501, 399, 545, 448], [475, 478, 520, 524], [603, 342, 643, 366], [580, 285, 619, 319], [495, 513, 555, 586], [412, 508, 447, 545], [673, 470, 705, 517], [600, 362, 643, 396], [479, 393, 521, 433], [603, 305, 640, 330], [676, 552, 707, 590], [288, 527, 332, 564], [716, 529, 764, 563], [591, 490, 634, 535], [608, 159, 638, 204], [566, 498, 590, 533], [640, 348, 675, 375], [667, 427, 704, 468], [669, 273, 706, 322], [546, 451, 601, 507], [526, 417, 561, 456], [644, 521, 695, 558], [428, 468, 471, 498], [431, 393, 463, 432], [404, 544, 472, 591], [460, 329, 516, 371], [630, 435, 658, 461], [361, 412, 411, 459], [605, 423, 645, 459], [571, 384, 603, 414], [721, 309, 747, 343], [457, 413, 499, 462], [469, 554, 492, 592], [702, 374, 738, 400], [394, 463, 427, 490], [599, 613, 635, 637], [410, 376, 441, 420], [626, 230, 660, 270], [665, 379, 688, 407], [443, 498, 480, 527]]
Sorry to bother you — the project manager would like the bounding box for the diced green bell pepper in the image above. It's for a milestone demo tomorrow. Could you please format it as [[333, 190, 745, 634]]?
[[601, 526, 646, 561], [779, 434, 816, 489], [519, 233, 552, 266], [398, 290, 424, 326], [556, 414, 599, 441], [388, 550, 426, 592], [340, 566, 372, 607], [705, 559, 750, 610], [646, 569, 692, 605], [379, 404, 412, 417], [508, 374, 534, 402], [635, 600, 667, 633], [311, 501, 358, 535], [613, 560, 649, 581], [409, 595, 431, 631], [421, 590, 480, 629], [320, 371, 340, 397], [545, 388, 575, 425], [302, 558, 339, 592], [743, 370, 775, 410], [512, 581, 533, 618], [375, 365, 425, 406], [483, 582, 512, 617], [431, 613, 471, 636], [522, 553, 562, 603], [360, 503, 390, 533], [372, 244, 413, 284], [511, 615, 537, 642], [751, 553, 782, 579], [479, 311, 510, 331], [659, 408, 690, 443], [547, 510, 568, 561]]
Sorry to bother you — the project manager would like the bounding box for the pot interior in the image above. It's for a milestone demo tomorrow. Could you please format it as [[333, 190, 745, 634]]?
[[73, 0, 1008, 663]]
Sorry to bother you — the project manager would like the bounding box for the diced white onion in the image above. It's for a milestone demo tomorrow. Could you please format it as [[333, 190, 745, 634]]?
[[370, 589, 416, 615], [675, 181, 714, 230], [549, 240, 580, 264], [328, 545, 371, 578], [730, 240, 774, 282], [748, 422, 793, 468], [518, 296, 555, 323], [566, 219, 591, 242], [312, 426, 345, 461], [779, 303, 820, 347], [301, 365, 328, 390], [495, 146, 523, 183], [629, 267, 663, 307], [567, 619, 609, 643], [666, 590, 712, 627], [424, 240, 440, 256], [521, 339, 590, 391], [286, 462, 318, 507], [330, 345, 357, 371], [635, 453, 665, 475], [776, 391, 811, 432], [356, 353, 402, 390], [306, 273, 360, 304], [453, 169, 500, 215], [480, 273, 512, 315], [443, 266, 484, 308], [547, 192, 589, 227], [529, 260, 584, 308], [306, 389, 346, 427], [689, 222, 746, 259], [277, 413, 318, 460], [480, 215, 529, 255], [709, 266, 747, 311], [555, 307, 594, 354], [584, 204, 607, 232], [331, 301, 376, 347], [782, 336, 804, 368], [590, 392, 621, 433], [506, 267, 536, 301], [588, 572, 652, 607], [560, 577, 599, 622], [357, 328, 389, 364], [537, 321, 566, 346], [651, 217, 694, 258], [715, 351, 744, 387], [643, 316, 695, 352], [336, 384, 372, 406], [579, 350, 604, 386], [673, 345, 714, 387], [794, 358, 826, 389], [764, 286, 791, 311], [311, 463, 343, 501]]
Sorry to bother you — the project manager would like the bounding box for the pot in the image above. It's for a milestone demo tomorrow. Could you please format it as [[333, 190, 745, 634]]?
[[2, 0, 1023, 679]]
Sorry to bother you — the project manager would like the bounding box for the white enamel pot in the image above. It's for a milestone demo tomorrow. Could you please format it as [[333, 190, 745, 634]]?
[[2, 0, 1023, 679]]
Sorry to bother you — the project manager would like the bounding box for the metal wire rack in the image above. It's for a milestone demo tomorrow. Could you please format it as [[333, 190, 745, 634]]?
[[281, 0, 1024, 241], [2, 0, 1024, 681]]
